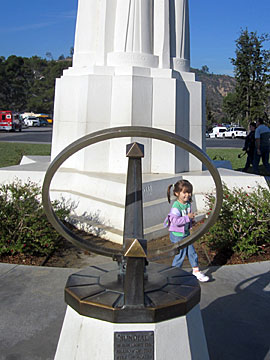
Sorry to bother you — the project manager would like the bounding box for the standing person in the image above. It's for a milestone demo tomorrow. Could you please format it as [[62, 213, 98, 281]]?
[[242, 122, 256, 172], [164, 179, 209, 282], [253, 119, 270, 175]]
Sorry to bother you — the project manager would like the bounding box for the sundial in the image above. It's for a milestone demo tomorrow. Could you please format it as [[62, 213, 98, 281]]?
[[42, 126, 223, 323]]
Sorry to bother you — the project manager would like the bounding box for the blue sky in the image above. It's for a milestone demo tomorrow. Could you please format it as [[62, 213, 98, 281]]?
[[1, 0, 270, 76]]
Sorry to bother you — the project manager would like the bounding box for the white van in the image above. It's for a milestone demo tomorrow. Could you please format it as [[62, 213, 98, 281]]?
[[24, 116, 40, 127], [224, 127, 247, 138], [209, 127, 227, 138]]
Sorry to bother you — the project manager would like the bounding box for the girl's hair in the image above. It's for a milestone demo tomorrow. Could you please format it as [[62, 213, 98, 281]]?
[[167, 179, 193, 203]]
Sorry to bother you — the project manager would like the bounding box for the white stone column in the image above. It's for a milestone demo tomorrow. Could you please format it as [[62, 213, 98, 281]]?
[[72, 0, 99, 67], [107, 0, 158, 68], [95, 0, 110, 66], [95, 0, 117, 66], [171, 0, 190, 72], [153, 0, 170, 69]]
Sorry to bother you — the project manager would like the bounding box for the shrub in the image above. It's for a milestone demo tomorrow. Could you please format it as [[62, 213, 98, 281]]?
[[0, 179, 72, 256], [203, 183, 270, 259]]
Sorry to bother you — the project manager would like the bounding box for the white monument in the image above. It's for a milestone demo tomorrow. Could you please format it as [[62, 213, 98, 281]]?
[[49, 0, 205, 242], [52, 0, 204, 174]]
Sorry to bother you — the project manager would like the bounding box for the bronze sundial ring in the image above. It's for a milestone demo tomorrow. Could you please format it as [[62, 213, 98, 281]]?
[[42, 126, 223, 260]]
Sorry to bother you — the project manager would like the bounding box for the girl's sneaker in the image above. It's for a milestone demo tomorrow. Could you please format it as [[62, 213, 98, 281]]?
[[192, 270, 209, 282]]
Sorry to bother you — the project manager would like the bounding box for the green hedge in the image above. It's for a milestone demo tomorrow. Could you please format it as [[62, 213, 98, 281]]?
[[0, 179, 72, 256], [203, 183, 270, 259]]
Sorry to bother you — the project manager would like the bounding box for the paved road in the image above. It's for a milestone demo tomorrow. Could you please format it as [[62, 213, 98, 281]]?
[[0, 127, 245, 148], [206, 137, 245, 148], [0, 126, 53, 144]]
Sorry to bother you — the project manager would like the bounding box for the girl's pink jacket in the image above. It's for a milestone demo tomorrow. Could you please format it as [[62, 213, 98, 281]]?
[[163, 204, 191, 233]]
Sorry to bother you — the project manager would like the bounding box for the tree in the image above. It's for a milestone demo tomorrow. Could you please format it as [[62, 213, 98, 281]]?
[[0, 56, 33, 111], [230, 28, 270, 124], [26, 58, 71, 114], [206, 100, 215, 129], [0, 57, 8, 108], [45, 52, 53, 61], [201, 65, 209, 74], [222, 92, 240, 124], [0, 54, 71, 114]]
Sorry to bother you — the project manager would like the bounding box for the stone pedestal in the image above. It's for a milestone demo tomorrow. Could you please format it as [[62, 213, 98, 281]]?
[[55, 305, 209, 360], [54, 263, 209, 360], [51, 66, 204, 174]]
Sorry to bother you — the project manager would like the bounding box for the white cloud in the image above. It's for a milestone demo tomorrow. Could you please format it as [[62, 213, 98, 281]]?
[[45, 10, 77, 20], [0, 22, 55, 33], [0, 10, 76, 34]]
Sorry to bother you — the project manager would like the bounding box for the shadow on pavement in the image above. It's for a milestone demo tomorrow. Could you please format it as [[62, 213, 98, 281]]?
[[202, 269, 270, 360]]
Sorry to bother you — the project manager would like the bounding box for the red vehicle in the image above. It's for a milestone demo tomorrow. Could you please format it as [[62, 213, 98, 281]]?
[[0, 111, 22, 131]]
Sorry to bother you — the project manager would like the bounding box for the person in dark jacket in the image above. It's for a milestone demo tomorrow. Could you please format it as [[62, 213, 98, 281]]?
[[253, 118, 270, 174], [242, 122, 256, 172]]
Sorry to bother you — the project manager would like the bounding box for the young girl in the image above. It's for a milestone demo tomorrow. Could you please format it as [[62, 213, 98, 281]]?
[[164, 179, 209, 282]]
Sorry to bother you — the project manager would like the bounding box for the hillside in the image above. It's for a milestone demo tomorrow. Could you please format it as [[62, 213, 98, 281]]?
[[192, 68, 236, 122]]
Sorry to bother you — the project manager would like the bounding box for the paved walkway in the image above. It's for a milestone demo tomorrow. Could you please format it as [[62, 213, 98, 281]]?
[[0, 259, 269, 360]]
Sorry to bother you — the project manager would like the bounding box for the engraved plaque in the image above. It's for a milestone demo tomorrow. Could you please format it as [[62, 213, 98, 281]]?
[[114, 331, 154, 360]]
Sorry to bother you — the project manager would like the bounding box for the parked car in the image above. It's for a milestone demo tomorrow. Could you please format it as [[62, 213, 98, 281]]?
[[46, 117, 53, 124], [209, 126, 227, 138], [38, 118, 49, 126], [224, 127, 247, 139], [24, 116, 40, 127], [36, 114, 53, 124]]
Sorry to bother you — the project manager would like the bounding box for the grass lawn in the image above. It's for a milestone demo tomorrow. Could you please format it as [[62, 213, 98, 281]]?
[[206, 148, 245, 171], [0, 143, 268, 176], [207, 148, 269, 176], [0, 142, 51, 168]]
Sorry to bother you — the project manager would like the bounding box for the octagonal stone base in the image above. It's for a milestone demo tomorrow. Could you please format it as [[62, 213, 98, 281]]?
[[65, 262, 200, 323], [54, 304, 209, 360]]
